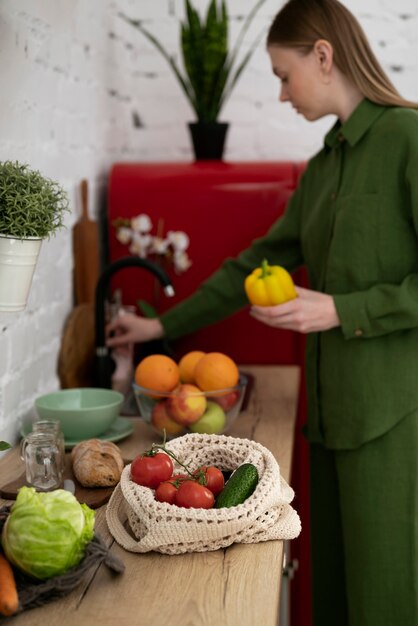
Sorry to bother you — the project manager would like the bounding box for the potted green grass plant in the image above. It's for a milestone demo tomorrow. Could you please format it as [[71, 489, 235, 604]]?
[[120, 0, 267, 160], [0, 160, 68, 312]]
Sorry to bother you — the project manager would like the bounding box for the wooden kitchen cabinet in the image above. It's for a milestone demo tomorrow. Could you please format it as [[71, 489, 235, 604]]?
[[0, 365, 299, 626]]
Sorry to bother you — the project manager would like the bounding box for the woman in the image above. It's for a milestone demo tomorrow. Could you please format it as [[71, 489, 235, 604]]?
[[107, 1, 418, 624]]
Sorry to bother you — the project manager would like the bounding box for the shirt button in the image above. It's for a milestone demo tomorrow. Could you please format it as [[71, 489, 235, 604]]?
[[337, 133, 345, 143], [331, 192, 337, 200], [354, 329, 363, 337]]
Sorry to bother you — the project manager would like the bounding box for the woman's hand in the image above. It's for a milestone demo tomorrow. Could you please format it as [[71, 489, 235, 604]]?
[[249, 286, 340, 333], [106, 312, 164, 348]]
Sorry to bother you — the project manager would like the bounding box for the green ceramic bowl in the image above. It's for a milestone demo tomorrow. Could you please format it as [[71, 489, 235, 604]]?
[[34, 388, 124, 440]]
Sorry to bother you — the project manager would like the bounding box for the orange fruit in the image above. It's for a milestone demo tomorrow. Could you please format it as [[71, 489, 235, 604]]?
[[135, 354, 180, 395], [178, 350, 206, 384], [194, 352, 239, 393]]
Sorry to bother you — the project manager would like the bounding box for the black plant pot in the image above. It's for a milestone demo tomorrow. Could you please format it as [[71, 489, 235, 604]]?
[[188, 122, 229, 161]]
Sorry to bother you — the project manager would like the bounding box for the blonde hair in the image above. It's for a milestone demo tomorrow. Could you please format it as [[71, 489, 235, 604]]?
[[267, 0, 418, 110]]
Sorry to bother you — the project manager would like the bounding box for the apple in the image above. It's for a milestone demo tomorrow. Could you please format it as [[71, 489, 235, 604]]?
[[166, 384, 207, 425], [212, 390, 240, 412], [189, 401, 226, 434], [151, 400, 185, 436]]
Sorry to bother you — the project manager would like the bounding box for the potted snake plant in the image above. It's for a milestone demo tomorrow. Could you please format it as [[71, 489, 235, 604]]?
[[120, 0, 267, 160], [0, 161, 68, 312]]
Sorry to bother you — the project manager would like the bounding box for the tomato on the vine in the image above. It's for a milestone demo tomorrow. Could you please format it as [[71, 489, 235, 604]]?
[[155, 474, 189, 504], [194, 466, 225, 496], [175, 480, 215, 509], [131, 451, 173, 489], [167, 473, 189, 486], [155, 481, 178, 504]]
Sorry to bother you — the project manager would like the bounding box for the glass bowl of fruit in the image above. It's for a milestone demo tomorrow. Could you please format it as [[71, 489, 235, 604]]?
[[132, 352, 248, 438]]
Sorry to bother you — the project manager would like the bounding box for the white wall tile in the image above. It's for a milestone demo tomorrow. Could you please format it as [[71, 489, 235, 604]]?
[[0, 0, 417, 442]]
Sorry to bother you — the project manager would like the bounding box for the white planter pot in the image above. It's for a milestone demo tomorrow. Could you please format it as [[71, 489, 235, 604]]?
[[0, 234, 43, 312]]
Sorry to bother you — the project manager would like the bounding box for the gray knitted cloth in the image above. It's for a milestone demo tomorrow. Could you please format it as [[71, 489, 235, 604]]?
[[0, 506, 124, 617]]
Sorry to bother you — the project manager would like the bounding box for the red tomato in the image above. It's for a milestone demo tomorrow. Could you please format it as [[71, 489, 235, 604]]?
[[194, 466, 225, 496], [167, 473, 189, 486], [175, 480, 215, 509], [131, 452, 173, 489], [156, 473, 190, 504], [155, 481, 178, 504]]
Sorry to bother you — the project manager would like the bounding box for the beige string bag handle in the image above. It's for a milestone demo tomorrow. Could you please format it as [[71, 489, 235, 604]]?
[[106, 433, 301, 555]]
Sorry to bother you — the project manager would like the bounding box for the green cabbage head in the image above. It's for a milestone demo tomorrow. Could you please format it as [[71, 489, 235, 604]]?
[[2, 486, 95, 579]]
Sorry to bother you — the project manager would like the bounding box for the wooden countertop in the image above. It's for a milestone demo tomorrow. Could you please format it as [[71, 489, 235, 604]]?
[[0, 365, 300, 626]]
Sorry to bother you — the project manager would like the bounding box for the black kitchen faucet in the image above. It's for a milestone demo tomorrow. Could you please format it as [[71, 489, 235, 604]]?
[[94, 257, 175, 388]]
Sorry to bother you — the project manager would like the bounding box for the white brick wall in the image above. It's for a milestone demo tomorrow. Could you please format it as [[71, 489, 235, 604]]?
[[0, 0, 417, 444]]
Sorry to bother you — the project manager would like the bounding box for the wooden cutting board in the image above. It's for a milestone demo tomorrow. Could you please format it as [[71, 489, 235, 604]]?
[[57, 302, 95, 388], [57, 179, 100, 389], [0, 454, 129, 509], [73, 179, 99, 306]]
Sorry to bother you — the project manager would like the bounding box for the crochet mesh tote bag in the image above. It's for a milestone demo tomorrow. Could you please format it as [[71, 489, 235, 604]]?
[[106, 433, 301, 555]]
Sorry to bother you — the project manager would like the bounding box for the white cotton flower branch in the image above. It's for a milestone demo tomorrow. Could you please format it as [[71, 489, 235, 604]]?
[[131, 214, 152, 233], [173, 250, 192, 272], [166, 230, 190, 252], [150, 236, 170, 255], [114, 213, 192, 274], [129, 232, 153, 257], [116, 226, 132, 245]]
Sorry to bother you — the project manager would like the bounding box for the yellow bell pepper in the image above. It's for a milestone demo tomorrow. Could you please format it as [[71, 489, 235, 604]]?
[[244, 259, 297, 306]]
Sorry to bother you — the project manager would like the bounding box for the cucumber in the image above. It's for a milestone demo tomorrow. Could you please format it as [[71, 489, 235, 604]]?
[[215, 463, 259, 508]]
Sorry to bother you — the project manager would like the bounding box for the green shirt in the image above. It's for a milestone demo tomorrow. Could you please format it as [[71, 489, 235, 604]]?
[[161, 99, 418, 449]]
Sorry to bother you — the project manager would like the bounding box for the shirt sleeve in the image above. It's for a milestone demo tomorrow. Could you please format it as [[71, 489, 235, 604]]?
[[161, 175, 306, 340], [334, 277, 418, 339], [334, 121, 418, 340]]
